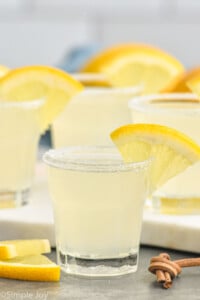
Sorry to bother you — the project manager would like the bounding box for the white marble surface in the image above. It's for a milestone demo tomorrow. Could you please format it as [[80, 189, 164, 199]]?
[[0, 163, 200, 253], [141, 211, 200, 253]]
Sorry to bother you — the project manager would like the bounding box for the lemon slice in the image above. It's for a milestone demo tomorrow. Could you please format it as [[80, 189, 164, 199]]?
[[0, 65, 84, 132], [81, 44, 184, 93], [111, 124, 200, 191], [187, 73, 200, 97], [0, 255, 60, 281], [0, 65, 10, 78], [72, 72, 110, 87], [0, 239, 50, 259], [167, 66, 200, 92]]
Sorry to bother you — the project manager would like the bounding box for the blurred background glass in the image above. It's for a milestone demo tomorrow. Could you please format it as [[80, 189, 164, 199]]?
[[0, 0, 199, 69], [0, 0, 199, 148]]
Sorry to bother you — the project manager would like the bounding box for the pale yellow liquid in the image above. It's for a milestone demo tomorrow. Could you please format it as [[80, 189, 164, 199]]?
[[131, 99, 200, 213], [52, 88, 138, 147], [0, 103, 41, 196], [47, 161, 148, 258]]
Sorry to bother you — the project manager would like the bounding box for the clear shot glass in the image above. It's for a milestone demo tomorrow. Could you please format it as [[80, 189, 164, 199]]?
[[129, 93, 200, 214], [43, 146, 150, 277], [52, 73, 142, 147], [0, 99, 43, 208]]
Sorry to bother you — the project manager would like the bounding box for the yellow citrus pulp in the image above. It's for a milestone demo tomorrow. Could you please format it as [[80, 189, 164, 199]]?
[[0, 255, 60, 281], [0, 65, 84, 132], [0, 65, 10, 78], [111, 123, 200, 191], [0, 239, 60, 281], [81, 44, 184, 93], [0, 239, 50, 259], [168, 66, 200, 92], [187, 72, 200, 97]]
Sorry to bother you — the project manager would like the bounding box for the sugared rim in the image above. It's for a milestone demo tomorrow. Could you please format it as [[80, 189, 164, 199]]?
[[128, 93, 200, 115], [0, 98, 45, 108], [72, 72, 107, 83], [43, 146, 151, 172], [71, 72, 143, 95], [82, 85, 143, 95]]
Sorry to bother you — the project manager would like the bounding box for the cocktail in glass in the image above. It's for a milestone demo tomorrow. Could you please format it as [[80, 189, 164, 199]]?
[[44, 146, 150, 277], [0, 99, 43, 208], [52, 74, 142, 147], [129, 93, 200, 214]]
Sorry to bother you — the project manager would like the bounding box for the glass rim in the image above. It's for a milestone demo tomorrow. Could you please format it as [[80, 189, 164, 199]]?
[[72, 72, 143, 95], [128, 93, 200, 115], [0, 98, 45, 109], [43, 146, 151, 173], [72, 72, 107, 83], [82, 85, 143, 95]]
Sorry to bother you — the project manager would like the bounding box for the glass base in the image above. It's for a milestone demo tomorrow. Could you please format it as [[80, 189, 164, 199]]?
[[0, 188, 30, 209], [146, 195, 200, 215], [58, 251, 138, 277]]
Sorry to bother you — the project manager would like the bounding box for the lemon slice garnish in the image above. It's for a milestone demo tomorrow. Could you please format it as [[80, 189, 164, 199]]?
[[111, 123, 200, 191], [81, 44, 184, 93], [0, 65, 10, 78], [0, 65, 84, 132], [167, 66, 200, 92], [187, 73, 200, 98]]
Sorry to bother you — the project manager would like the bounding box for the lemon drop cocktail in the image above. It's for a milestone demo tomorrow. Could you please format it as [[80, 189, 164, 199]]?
[[0, 65, 83, 207], [129, 93, 200, 214]]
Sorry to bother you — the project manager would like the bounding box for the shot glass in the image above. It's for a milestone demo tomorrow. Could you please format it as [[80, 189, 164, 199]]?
[[0, 99, 43, 208], [52, 74, 142, 147], [129, 93, 200, 214], [43, 146, 150, 277]]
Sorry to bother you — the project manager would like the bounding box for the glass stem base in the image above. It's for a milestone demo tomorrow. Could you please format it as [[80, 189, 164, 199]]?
[[58, 250, 138, 277]]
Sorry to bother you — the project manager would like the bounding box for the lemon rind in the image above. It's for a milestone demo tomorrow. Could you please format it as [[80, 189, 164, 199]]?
[[111, 123, 200, 162]]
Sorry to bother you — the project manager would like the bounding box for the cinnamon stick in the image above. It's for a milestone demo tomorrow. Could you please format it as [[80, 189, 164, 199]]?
[[148, 252, 200, 289]]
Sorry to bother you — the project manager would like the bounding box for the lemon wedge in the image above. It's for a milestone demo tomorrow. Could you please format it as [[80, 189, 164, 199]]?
[[0, 255, 60, 281], [81, 44, 184, 93], [111, 124, 200, 191], [0, 65, 84, 132], [0, 239, 50, 260], [0, 65, 10, 78]]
